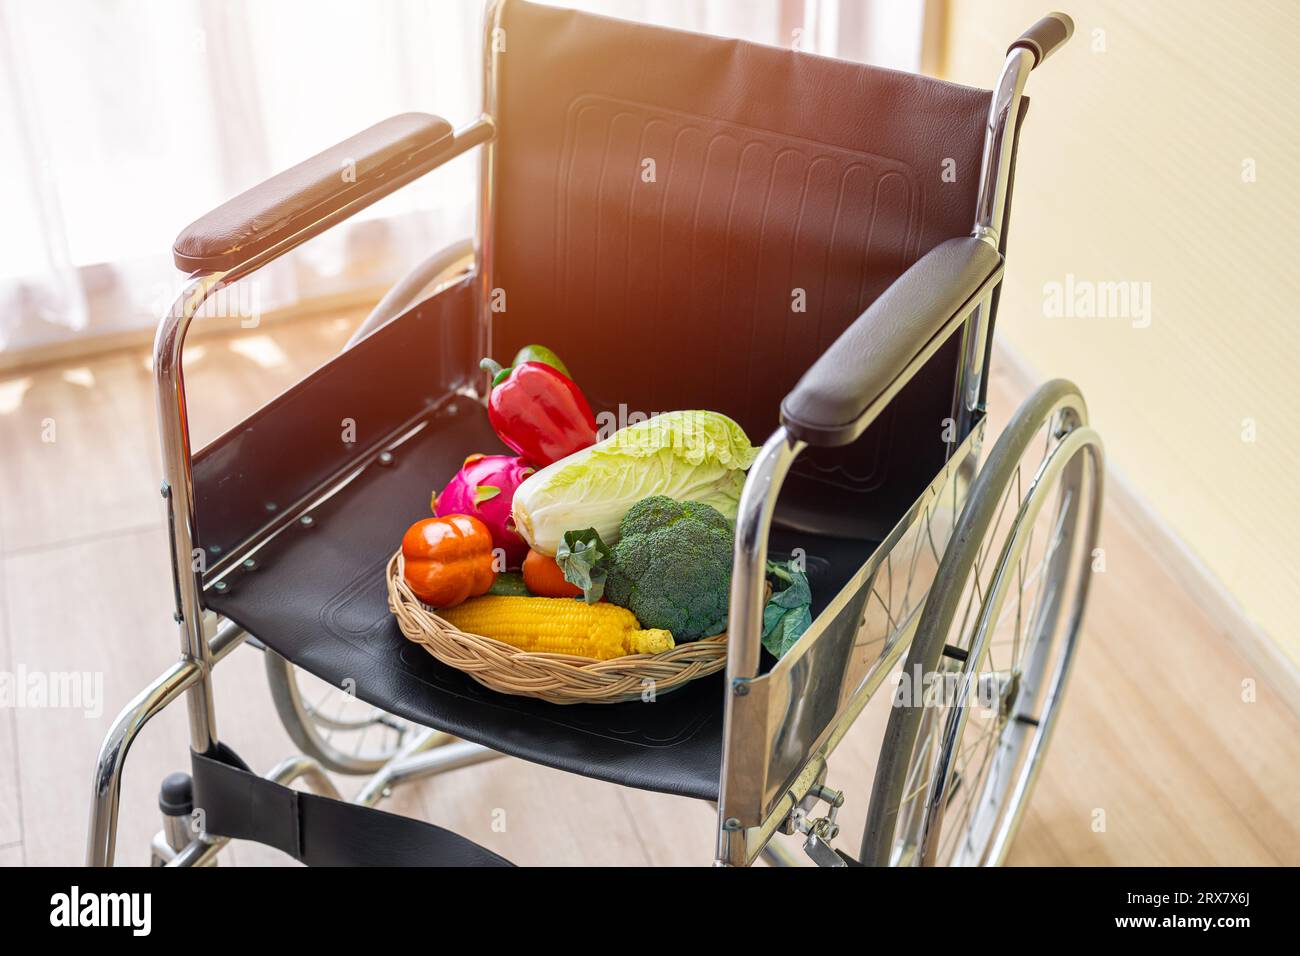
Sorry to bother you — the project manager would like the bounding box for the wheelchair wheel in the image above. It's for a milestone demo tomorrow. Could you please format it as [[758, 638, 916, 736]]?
[[860, 379, 1103, 866], [264, 650, 416, 774]]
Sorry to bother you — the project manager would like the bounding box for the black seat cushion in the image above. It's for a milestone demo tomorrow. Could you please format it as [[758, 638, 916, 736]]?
[[206, 398, 725, 800], [205, 397, 879, 801]]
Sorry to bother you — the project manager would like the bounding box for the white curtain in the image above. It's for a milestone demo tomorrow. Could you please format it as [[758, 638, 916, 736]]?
[[554, 1, 924, 64], [0, 0, 483, 354], [556, 0, 780, 42], [0, 0, 917, 356], [0, 0, 90, 349]]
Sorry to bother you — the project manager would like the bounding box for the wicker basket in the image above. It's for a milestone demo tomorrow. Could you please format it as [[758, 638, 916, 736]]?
[[386, 552, 731, 704]]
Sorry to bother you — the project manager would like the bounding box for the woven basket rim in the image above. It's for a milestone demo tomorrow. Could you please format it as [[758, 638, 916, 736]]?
[[386, 550, 731, 704]]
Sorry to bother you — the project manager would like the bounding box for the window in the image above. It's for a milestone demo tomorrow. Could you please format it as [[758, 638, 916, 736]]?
[[0, 0, 925, 358]]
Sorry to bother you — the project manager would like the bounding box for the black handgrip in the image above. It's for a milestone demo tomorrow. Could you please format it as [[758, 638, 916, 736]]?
[[1008, 12, 1074, 67]]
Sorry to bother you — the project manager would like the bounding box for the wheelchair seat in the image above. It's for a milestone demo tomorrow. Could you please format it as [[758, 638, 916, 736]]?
[[203, 394, 724, 799], [204, 384, 880, 800]]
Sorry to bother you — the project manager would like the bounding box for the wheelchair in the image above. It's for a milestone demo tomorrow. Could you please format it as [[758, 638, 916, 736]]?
[[87, 0, 1102, 867]]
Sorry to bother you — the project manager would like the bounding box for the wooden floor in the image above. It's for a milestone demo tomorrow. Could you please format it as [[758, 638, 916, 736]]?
[[1, 310, 1296, 867]]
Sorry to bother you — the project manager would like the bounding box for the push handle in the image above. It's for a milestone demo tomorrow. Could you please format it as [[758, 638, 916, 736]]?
[[1008, 12, 1074, 67]]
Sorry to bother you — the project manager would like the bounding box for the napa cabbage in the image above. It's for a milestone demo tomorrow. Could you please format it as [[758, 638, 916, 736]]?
[[511, 410, 758, 555]]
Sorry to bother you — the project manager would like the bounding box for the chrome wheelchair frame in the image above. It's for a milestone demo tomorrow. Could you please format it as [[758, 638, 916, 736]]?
[[87, 1, 1100, 868]]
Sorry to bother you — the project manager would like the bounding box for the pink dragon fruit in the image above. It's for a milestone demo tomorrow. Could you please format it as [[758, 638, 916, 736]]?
[[433, 454, 534, 568]]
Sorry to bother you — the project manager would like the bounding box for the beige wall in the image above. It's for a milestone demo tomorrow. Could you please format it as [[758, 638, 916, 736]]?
[[942, 1, 1300, 665]]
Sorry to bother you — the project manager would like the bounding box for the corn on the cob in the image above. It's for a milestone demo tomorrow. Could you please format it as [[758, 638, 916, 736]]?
[[438, 596, 674, 660]]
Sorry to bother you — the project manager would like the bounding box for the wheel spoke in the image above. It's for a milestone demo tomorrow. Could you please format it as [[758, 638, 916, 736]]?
[[307, 685, 334, 718], [900, 726, 938, 807], [980, 465, 1021, 570], [954, 721, 999, 775], [1018, 488, 1074, 662], [937, 715, 1002, 863], [353, 722, 371, 756]]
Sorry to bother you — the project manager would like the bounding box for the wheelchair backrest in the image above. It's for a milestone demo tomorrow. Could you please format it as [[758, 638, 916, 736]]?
[[486, 0, 996, 529]]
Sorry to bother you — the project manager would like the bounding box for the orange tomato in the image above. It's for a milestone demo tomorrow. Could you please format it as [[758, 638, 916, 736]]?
[[401, 514, 497, 607], [522, 549, 582, 598]]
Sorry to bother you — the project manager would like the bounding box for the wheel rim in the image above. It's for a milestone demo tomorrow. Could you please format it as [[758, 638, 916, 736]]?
[[865, 381, 1104, 867], [924, 425, 1101, 865]]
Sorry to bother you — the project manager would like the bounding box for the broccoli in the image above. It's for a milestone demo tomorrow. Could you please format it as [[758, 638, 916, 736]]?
[[605, 496, 733, 641]]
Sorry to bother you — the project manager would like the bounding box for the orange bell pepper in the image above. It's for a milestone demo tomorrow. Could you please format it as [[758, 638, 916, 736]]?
[[401, 514, 497, 608]]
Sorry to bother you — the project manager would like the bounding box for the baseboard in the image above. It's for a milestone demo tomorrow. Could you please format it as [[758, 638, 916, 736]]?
[[992, 343, 1300, 717]]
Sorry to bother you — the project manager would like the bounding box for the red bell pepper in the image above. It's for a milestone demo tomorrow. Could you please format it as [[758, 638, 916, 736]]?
[[480, 356, 597, 467]]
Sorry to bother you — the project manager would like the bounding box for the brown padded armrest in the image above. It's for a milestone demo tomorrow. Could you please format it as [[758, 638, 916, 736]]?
[[173, 112, 453, 273], [781, 237, 1004, 447]]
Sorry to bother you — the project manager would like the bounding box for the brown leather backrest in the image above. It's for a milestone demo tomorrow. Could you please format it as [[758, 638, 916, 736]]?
[[488, 1, 992, 526]]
